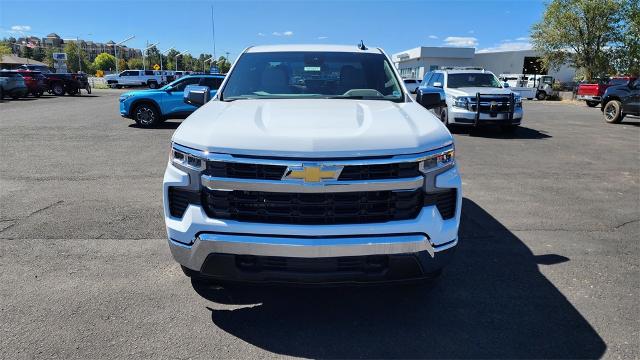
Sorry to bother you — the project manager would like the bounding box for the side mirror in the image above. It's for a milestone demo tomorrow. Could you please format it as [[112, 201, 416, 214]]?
[[432, 81, 443, 88], [164, 85, 173, 92], [418, 87, 445, 109], [503, 82, 510, 88], [184, 85, 210, 106]]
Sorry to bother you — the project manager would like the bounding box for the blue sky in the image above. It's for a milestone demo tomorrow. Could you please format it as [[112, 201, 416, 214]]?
[[0, 0, 544, 58]]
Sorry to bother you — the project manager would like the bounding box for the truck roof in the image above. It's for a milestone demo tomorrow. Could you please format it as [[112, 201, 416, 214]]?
[[246, 44, 383, 54]]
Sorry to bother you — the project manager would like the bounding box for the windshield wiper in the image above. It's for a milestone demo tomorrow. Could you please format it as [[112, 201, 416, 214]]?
[[325, 95, 387, 100]]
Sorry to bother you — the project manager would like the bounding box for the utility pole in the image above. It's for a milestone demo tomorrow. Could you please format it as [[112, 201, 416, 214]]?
[[160, 47, 174, 84], [211, 4, 216, 59], [143, 42, 159, 71], [115, 35, 135, 73]]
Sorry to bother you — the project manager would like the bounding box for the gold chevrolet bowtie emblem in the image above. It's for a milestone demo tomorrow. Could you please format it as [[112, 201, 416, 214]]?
[[284, 165, 341, 182]]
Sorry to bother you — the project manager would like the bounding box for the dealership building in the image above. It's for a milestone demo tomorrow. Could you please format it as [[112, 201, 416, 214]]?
[[392, 46, 576, 83]]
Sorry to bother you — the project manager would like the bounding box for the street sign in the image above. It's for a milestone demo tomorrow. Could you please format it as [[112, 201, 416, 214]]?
[[210, 65, 219, 74], [52, 53, 67, 61], [153, 64, 160, 70]]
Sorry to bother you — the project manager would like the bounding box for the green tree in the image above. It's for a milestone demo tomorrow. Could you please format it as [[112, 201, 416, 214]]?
[[531, 0, 624, 81], [20, 46, 33, 59], [44, 47, 59, 68], [118, 58, 128, 71], [32, 47, 44, 62], [64, 42, 91, 73], [216, 56, 231, 73], [165, 49, 179, 71], [612, 0, 640, 75], [127, 57, 143, 69], [0, 44, 13, 56], [93, 52, 116, 71]]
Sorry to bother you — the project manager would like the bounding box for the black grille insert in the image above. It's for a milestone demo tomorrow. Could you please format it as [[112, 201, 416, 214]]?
[[236, 255, 389, 274], [202, 189, 424, 225], [338, 162, 421, 180], [168, 187, 201, 218], [205, 162, 286, 180], [424, 189, 457, 219]]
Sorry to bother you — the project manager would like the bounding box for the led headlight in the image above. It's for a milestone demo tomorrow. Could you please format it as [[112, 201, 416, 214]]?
[[170, 146, 205, 171], [452, 96, 471, 109], [421, 148, 455, 172]]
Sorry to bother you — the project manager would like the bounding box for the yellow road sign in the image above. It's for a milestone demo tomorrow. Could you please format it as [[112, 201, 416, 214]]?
[[153, 64, 160, 70]]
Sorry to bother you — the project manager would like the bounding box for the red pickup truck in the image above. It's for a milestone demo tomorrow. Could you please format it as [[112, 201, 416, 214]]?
[[577, 77, 636, 107]]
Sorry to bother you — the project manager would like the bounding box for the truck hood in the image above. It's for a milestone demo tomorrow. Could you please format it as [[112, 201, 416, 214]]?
[[446, 87, 514, 97], [172, 99, 453, 158]]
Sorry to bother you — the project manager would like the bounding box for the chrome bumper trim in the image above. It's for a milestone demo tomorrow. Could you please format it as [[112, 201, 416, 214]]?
[[171, 233, 435, 267], [201, 175, 425, 193]]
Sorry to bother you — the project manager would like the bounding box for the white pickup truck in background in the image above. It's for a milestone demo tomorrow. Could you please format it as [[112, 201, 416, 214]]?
[[105, 70, 165, 89]]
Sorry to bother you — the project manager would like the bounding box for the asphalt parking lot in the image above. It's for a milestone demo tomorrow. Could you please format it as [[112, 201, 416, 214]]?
[[1, 91, 638, 359]]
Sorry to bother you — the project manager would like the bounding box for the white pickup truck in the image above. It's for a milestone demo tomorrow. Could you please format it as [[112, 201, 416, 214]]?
[[164, 44, 462, 287], [105, 70, 164, 89]]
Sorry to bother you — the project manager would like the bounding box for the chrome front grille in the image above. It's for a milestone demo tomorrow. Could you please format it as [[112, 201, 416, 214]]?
[[168, 143, 457, 223]]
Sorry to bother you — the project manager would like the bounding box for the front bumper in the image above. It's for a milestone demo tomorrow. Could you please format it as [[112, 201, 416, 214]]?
[[119, 101, 131, 118], [450, 105, 523, 125], [163, 163, 462, 282]]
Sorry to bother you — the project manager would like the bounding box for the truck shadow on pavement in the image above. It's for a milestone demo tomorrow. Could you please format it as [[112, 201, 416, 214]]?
[[194, 198, 605, 359], [450, 125, 552, 139]]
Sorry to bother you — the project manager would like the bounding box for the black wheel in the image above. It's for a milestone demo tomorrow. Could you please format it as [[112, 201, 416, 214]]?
[[67, 88, 79, 96], [11, 93, 20, 100], [133, 103, 160, 128], [85, 84, 91, 94], [0, 87, 4, 100], [115, 84, 122, 89], [52, 83, 65, 96], [439, 107, 449, 126], [586, 100, 599, 107], [536, 91, 546, 101], [603, 100, 624, 124], [148, 81, 158, 89]]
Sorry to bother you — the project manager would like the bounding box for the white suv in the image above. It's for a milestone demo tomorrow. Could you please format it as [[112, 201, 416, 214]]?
[[418, 67, 523, 131], [164, 44, 461, 286]]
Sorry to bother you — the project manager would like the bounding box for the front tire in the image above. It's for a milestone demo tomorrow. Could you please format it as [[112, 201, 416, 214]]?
[[536, 91, 546, 101], [51, 83, 65, 96], [439, 107, 449, 126], [133, 103, 160, 128], [603, 100, 624, 124], [148, 81, 158, 89], [586, 100, 599, 107]]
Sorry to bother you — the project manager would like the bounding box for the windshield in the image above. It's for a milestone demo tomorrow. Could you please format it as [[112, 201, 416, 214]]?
[[447, 73, 503, 88], [220, 51, 403, 101]]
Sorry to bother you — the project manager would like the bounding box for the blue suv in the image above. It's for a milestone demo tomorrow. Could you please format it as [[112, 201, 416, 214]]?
[[119, 74, 224, 128]]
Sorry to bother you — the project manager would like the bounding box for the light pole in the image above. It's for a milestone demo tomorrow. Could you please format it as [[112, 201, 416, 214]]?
[[175, 50, 189, 72], [159, 47, 174, 84], [203, 56, 213, 73], [114, 35, 135, 74], [143, 42, 159, 71]]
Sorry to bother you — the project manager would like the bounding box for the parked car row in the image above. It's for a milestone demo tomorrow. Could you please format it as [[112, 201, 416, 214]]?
[[576, 76, 636, 107], [0, 64, 91, 100], [119, 73, 225, 127], [105, 70, 196, 89]]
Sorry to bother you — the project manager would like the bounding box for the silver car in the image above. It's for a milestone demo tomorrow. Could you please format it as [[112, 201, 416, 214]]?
[[0, 71, 29, 100]]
